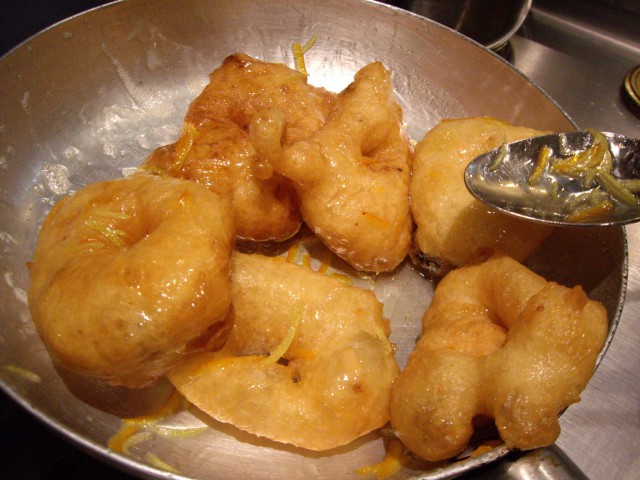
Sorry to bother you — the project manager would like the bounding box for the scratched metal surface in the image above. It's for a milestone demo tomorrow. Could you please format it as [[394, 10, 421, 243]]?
[[509, 2, 640, 478], [0, 0, 626, 479]]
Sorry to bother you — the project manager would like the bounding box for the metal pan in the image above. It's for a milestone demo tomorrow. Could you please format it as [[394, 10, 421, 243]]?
[[0, 0, 625, 478]]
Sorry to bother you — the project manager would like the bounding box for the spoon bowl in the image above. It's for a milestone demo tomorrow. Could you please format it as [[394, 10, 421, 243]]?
[[465, 131, 640, 226]]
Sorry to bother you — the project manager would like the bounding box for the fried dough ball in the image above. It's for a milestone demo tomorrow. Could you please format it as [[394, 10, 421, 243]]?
[[145, 118, 299, 242], [390, 255, 608, 461], [145, 53, 335, 242], [250, 62, 412, 272], [28, 174, 235, 388], [410, 117, 554, 277], [167, 253, 400, 450], [187, 53, 335, 145]]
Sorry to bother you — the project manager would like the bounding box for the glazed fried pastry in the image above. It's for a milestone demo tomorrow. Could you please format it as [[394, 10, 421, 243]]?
[[145, 53, 335, 242], [390, 255, 608, 461], [28, 174, 235, 388], [410, 117, 554, 277], [250, 62, 412, 272], [167, 253, 400, 450]]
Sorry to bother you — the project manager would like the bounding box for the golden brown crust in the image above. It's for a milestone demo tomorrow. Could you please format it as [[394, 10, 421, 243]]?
[[145, 53, 336, 242], [28, 174, 235, 388], [390, 255, 608, 461], [187, 53, 334, 146], [408, 244, 458, 280], [251, 62, 413, 272], [410, 117, 554, 275], [167, 253, 400, 450]]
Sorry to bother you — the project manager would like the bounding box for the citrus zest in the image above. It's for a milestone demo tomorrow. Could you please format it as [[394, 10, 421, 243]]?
[[171, 122, 197, 174], [355, 439, 407, 479], [528, 145, 552, 186], [265, 304, 303, 364], [1, 364, 42, 383], [292, 34, 317, 76], [145, 452, 181, 474], [84, 219, 127, 247], [567, 199, 614, 222]]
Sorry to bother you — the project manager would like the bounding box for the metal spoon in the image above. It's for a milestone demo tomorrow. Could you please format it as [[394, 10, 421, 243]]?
[[464, 130, 640, 226]]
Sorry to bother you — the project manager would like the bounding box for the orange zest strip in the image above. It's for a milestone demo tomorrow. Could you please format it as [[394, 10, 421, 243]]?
[[108, 423, 140, 454], [355, 439, 406, 479], [125, 389, 186, 425]]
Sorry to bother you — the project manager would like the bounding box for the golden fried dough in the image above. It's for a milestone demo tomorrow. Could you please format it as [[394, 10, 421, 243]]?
[[167, 253, 400, 450], [145, 53, 335, 242], [187, 53, 335, 145], [146, 118, 299, 242], [410, 117, 554, 277], [250, 62, 412, 272], [390, 255, 608, 461], [28, 174, 234, 388]]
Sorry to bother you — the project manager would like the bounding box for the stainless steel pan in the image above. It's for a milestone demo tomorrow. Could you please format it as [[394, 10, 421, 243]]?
[[0, 0, 625, 478]]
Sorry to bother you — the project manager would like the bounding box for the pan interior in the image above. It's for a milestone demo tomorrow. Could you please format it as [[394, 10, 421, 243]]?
[[0, 1, 624, 479]]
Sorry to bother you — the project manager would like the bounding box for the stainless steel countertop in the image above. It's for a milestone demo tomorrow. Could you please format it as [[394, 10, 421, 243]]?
[[496, 2, 640, 478]]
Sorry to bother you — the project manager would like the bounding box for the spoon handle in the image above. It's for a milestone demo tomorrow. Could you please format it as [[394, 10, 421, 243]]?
[[470, 445, 589, 479]]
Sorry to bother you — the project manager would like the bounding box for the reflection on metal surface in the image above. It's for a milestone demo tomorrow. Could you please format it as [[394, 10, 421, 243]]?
[[622, 65, 640, 119], [509, 2, 640, 479], [384, 0, 532, 49], [0, 0, 634, 479], [472, 445, 589, 480], [518, 0, 640, 138], [465, 131, 640, 227]]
